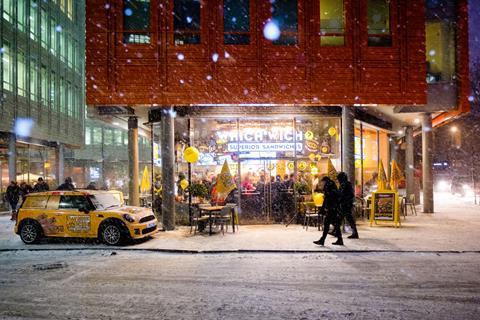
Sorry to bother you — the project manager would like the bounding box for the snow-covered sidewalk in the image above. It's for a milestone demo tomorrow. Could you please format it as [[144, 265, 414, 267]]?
[[1, 192, 479, 252]]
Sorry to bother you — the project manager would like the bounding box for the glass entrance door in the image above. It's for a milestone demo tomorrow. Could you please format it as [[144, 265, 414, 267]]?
[[239, 159, 296, 224]]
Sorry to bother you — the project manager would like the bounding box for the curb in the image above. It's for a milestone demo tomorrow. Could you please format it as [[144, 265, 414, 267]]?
[[1, 248, 480, 254]]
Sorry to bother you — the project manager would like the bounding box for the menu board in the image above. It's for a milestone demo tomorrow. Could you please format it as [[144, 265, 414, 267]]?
[[370, 191, 400, 227]]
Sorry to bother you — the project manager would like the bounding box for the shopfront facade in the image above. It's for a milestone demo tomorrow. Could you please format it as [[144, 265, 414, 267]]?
[[150, 106, 391, 224]]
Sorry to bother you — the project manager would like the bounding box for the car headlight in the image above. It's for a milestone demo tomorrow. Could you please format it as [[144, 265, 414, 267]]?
[[123, 214, 135, 223], [437, 180, 449, 191]]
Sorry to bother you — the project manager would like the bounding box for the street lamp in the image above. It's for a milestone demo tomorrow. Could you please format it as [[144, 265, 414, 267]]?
[[450, 126, 458, 133]]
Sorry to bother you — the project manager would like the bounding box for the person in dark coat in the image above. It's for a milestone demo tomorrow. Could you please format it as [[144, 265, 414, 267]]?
[[57, 177, 75, 191], [86, 182, 98, 190], [33, 177, 49, 193], [5, 181, 20, 221], [337, 172, 359, 239], [19, 182, 33, 198], [313, 176, 344, 246]]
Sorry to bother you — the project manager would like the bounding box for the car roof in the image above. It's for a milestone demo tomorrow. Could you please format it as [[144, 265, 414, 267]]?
[[27, 190, 120, 197]]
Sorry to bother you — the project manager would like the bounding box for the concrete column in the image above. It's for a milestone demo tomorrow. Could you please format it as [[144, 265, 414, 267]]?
[[341, 106, 355, 184], [422, 113, 434, 213], [55, 143, 64, 185], [405, 127, 415, 200], [161, 108, 176, 230], [8, 133, 16, 182], [128, 117, 140, 206]]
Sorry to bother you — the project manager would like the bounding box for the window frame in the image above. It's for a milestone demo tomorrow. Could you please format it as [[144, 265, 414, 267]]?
[[366, 0, 393, 47], [170, 0, 205, 46], [222, 0, 252, 46], [121, 0, 152, 45]]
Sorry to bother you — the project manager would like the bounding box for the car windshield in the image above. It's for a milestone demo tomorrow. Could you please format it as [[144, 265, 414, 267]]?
[[89, 194, 123, 210]]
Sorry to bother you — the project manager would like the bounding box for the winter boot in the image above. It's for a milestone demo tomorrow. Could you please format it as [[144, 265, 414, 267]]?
[[348, 233, 359, 239], [313, 237, 325, 246], [332, 239, 344, 245]]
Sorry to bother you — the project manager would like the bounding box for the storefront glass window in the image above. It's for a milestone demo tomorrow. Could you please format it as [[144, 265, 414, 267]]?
[[354, 122, 362, 196], [361, 125, 378, 194], [271, 0, 298, 45], [123, 0, 151, 44], [367, 0, 392, 47], [174, 0, 201, 45], [320, 0, 345, 46], [224, 0, 250, 45]]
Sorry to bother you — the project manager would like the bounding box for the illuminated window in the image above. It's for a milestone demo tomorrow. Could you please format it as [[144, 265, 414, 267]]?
[[40, 65, 48, 105], [67, 0, 74, 20], [40, 9, 48, 48], [17, 0, 26, 32], [50, 18, 57, 55], [224, 0, 250, 45], [123, 0, 151, 44], [29, 1, 38, 40], [17, 52, 26, 96], [2, 42, 12, 91], [60, 78, 66, 114], [320, 0, 345, 46], [50, 71, 56, 107], [174, 0, 201, 45], [367, 0, 392, 47], [2, 0, 13, 22], [271, 0, 298, 45], [85, 126, 91, 145], [30, 62, 38, 101]]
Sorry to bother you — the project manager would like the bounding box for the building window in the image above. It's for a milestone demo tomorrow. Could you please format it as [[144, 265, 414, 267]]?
[[60, 31, 67, 62], [30, 62, 38, 101], [367, 0, 392, 47], [17, 0, 26, 32], [271, 0, 298, 46], [29, 1, 38, 40], [1, 42, 13, 91], [67, 0, 74, 20], [41, 9, 48, 48], [123, 0, 151, 44], [223, 0, 250, 45], [50, 18, 57, 55], [320, 0, 345, 46], [50, 71, 56, 108], [17, 52, 26, 97], [60, 78, 66, 114], [2, 0, 13, 22], [85, 126, 91, 145], [40, 65, 48, 105], [104, 129, 113, 145], [174, 0, 201, 45], [67, 82, 73, 117], [114, 130, 123, 145], [92, 127, 102, 145]]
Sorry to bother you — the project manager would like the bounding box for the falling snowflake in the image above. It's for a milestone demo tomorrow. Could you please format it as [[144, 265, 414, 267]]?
[[263, 21, 280, 41]]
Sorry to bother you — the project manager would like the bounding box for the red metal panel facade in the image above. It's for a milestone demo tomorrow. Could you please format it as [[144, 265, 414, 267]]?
[[86, 0, 428, 106]]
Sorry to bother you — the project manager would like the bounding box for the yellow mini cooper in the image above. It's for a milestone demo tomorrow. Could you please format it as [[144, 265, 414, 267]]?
[[15, 190, 158, 245]]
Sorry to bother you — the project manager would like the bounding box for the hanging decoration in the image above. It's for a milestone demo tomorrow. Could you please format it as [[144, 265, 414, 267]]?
[[183, 146, 199, 163]]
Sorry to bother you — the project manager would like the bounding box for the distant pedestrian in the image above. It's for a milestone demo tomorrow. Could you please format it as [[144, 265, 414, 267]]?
[[33, 177, 49, 193], [86, 182, 97, 190], [57, 177, 75, 191], [19, 182, 33, 198], [337, 172, 359, 239], [313, 176, 343, 246], [5, 181, 20, 221]]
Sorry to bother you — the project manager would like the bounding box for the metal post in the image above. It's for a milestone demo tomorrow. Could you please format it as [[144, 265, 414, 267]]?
[[56, 143, 64, 185], [405, 126, 414, 200], [342, 106, 355, 184], [422, 113, 434, 213], [161, 109, 176, 230], [128, 116, 140, 206]]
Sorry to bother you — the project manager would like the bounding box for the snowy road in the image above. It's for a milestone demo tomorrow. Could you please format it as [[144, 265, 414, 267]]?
[[0, 250, 479, 320]]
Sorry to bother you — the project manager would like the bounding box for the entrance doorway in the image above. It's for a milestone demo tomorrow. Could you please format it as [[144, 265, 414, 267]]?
[[239, 159, 296, 224]]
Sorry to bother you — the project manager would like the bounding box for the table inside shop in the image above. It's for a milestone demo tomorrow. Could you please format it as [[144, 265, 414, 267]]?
[[197, 205, 228, 235]]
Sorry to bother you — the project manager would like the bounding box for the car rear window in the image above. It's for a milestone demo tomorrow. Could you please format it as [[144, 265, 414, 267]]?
[[22, 196, 48, 209]]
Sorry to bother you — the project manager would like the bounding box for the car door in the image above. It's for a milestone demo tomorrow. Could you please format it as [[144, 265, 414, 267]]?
[[60, 195, 95, 237]]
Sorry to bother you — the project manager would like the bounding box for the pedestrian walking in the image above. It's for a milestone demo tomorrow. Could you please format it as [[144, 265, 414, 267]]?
[[337, 172, 359, 239], [5, 181, 20, 221], [33, 177, 50, 193], [313, 176, 344, 246], [57, 177, 75, 191]]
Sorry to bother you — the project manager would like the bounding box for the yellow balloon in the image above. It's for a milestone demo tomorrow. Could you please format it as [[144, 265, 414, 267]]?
[[180, 179, 189, 190], [183, 146, 199, 163], [313, 193, 324, 206], [328, 127, 337, 137], [287, 162, 294, 170]]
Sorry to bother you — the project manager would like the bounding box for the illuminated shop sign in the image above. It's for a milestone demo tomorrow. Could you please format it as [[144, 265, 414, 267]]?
[[227, 143, 303, 152], [218, 127, 304, 153]]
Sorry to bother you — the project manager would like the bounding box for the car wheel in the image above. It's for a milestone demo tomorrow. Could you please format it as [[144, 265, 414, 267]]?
[[100, 223, 125, 246], [19, 220, 42, 244]]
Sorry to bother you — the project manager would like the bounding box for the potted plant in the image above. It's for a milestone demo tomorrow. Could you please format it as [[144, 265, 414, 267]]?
[[188, 183, 209, 202]]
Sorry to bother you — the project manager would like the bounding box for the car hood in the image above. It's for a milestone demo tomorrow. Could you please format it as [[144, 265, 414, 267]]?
[[107, 206, 154, 218]]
